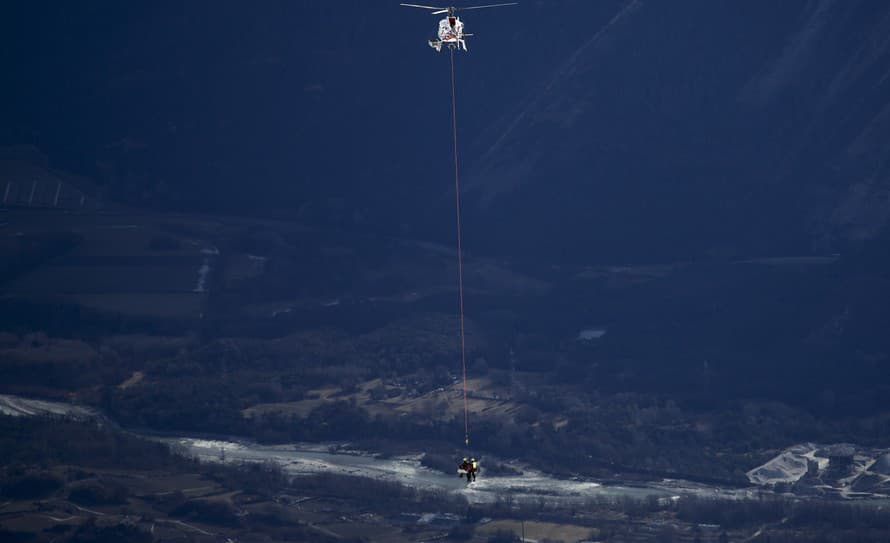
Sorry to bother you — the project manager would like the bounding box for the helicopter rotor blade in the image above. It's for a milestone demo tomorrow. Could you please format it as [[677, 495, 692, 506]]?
[[399, 3, 447, 10], [455, 2, 518, 11]]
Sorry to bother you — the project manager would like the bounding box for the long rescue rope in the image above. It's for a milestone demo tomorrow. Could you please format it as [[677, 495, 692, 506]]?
[[450, 47, 470, 449]]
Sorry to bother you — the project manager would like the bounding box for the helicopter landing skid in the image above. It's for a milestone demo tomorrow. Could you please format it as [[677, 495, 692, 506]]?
[[428, 39, 466, 52]]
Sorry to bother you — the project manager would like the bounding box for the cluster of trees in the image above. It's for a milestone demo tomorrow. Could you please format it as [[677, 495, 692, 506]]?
[[0, 415, 182, 471], [0, 298, 190, 341], [102, 336, 881, 487], [0, 415, 419, 542], [65, 520, 153, 543], [454, 494, 890, 543], [0, 231, 81, 286], [1, 316, 870, 492], [5, 251, 890, 494], [7, 413, 890, 543], [672, 496, 890, 543]]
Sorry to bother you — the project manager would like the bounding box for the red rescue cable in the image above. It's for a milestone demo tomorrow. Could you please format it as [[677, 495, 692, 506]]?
[[450, 47, 470, 449]]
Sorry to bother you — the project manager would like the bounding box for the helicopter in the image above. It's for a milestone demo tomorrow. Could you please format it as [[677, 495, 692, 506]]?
[[400, 3, 517, 51]]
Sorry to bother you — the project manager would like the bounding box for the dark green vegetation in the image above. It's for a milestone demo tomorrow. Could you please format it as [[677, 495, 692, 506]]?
[[4, 416, 890, 542], [2, 208, 890, 542], [3, 209, 890, 487], [0, 415, 464, 542]]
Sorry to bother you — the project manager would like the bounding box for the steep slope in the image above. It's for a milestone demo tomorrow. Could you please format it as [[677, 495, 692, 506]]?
[[4, 1, 889, 264], [464, 0, 890, 262]]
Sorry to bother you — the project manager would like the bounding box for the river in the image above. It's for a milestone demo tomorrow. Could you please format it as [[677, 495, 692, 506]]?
[[163, 436, 755, 505], [2, 393, 761, 505], [18, 393, 889, 506]]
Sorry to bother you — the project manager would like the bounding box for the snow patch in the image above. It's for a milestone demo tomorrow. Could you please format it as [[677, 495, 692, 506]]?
[[166, 437, 693, 506], [181, 438, 246, 451], [193, 246, 218, 292], [193, 261, 211, 293], [577, 328, 607, 341], [0, 394, 96, 419]]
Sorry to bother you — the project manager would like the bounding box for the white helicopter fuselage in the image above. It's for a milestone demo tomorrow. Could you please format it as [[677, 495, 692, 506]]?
[[430, 16, 467, 51], [402, 2, 517, 53], [438, 16, 464, 42]]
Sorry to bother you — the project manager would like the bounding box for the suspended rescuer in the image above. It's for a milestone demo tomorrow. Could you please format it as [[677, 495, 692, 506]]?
[[458, 458, 471, 483], [457, 457, 479, 484]]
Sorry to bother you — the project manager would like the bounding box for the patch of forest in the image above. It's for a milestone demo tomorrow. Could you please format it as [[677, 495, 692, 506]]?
[[4, 415, 890, 542]]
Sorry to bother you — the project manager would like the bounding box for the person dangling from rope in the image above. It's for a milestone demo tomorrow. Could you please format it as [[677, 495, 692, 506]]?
[[457, 457, 479, 484], [402, 2, 519, 486], [458, 457, 471, 483]]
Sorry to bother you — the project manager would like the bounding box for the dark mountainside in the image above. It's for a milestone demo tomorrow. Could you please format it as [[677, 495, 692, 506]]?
[[1, 0, 888, 422], [470, 0, 890, 262], [4, 0, 889, 404], [4, 3, 890, 541], [4, 1, 890, 261]]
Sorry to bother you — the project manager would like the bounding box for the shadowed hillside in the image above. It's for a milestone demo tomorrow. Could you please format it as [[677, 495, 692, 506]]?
[[4, 1, 890, 264]]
